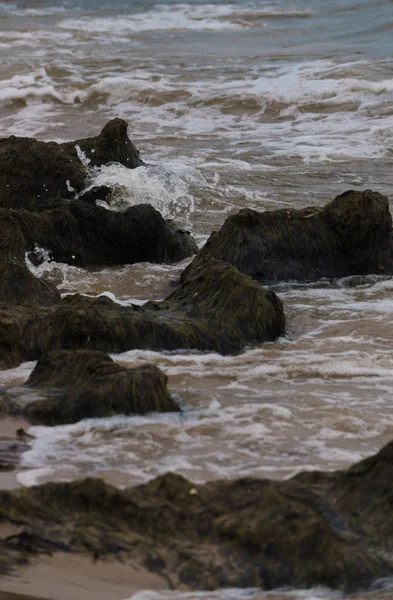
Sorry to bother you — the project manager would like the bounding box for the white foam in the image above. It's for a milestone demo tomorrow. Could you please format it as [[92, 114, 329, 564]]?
[[128, 585, 341, 600], [0, 361, 37, 387], [0, 67, 80, 108], [89, 161, 202, 227], [26, 251, 98, 293], [59, 5, 245, 34], [17, 467, 55, 488]]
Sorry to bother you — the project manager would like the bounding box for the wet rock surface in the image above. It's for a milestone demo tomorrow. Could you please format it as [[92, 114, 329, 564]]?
[[20, 349, 179, 426], [0, 200, 197, 267], [1, 441, 393, 592], [183, 190, 393, 282], [0, 257, 285, 368], [0, 119, 142, 211], [0, 440, 29, 473], [0, 262, 60, 306]]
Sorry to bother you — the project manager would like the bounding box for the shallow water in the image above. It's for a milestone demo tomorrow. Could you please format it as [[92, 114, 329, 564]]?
[[1, 1, 393, 598]]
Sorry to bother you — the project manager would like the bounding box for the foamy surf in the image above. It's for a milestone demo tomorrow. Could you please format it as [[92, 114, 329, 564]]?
[[127, 588, 343, 600]]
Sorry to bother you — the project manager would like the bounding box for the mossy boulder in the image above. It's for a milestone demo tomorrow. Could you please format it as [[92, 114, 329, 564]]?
[[20, 349, 179, 426], [0, 200, 197, 266], [183, 190, 393, 282], [0, 257, 285, 367], [0, 119, 142, 211], [0, 261, 60, 306], [2, 442, 393, 591]]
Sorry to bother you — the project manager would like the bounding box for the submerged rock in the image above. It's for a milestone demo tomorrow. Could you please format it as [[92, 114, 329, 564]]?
[[20, 349, 179, 426], [0, 200, 197, 266], [0, 119, 142, 211], [183, 190, 393, 282], [0, 257, 285, 367], [1, 441, 393, 591], [0, 261, 60, 306]]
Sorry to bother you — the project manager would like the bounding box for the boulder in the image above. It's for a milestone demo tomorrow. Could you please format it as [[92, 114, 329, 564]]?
[[0, 261, 60, 306], [20, 349, 179, 426], [0, 200, 197, 266], [0, 119, 142, 211], [0, 257, 285, 367], [182, 190, 393, 282], [2, 441, 393, 591]]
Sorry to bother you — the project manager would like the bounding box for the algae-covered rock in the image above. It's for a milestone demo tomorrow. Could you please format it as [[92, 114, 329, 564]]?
[[0, 261, 60, 306], [0, 257, 285, 366], [21, 349, 179, 425], [183, 190, 393, 282], [0, 119, 142, 211], [2, 442, 393, 591], [0, 200, 197, 266]]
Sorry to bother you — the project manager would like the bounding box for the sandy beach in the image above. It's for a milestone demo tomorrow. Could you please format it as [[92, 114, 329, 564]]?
[[0, 554, 168, 600], [0, 419, 168, 600]]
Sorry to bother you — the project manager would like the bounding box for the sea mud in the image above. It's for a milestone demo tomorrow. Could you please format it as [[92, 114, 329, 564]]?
[[1, 440, 393, 592], [0, 119, 142, 211], [0, 257, 285, 367], [182, 190, 393, 282]]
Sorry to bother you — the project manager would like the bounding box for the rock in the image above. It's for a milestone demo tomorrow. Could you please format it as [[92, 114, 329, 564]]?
[[77, 185, 113, 205], [0, 119, 142, 211], [0, 200, 197, 266], [0, 439, 30, 472], [0, 261, 60, 306], [20, 349, 179, 426], [2, 441, 393, 590], [182, 190, 393, 282], [0, 257, 284, 367]]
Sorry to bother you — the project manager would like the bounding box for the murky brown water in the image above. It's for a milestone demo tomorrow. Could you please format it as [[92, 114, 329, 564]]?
[[1, 0, 393, 597]]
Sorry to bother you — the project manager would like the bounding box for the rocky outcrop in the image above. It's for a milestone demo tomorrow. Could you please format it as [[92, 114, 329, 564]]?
[[0, 257, 285, 368], [18, 350, 179, 426], [1, 441, 393, 591], [0, 200, 197, 266], [0, 262, 60, 306], [0, 119, 142, 211], [183, 190, 393, 282]]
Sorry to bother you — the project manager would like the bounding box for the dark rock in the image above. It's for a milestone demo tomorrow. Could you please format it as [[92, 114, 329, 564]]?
[[0, 261, 60, 306], [2, 441, 393, 590], [77, 185, 113, 205], [0, 439, 30, 472], [0, 200, 197, 266], [21, 349, 179, 426], [0, 119, 142, 211], [0, 257, 285, 367], [183, 190, 393, 282], [75, 118, 143, 171]]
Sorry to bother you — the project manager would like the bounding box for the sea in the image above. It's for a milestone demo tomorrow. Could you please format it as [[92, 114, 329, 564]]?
[[1, 0, 393, 598]]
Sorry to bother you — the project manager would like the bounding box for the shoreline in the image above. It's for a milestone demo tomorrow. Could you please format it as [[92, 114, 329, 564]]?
[[0, 554, 168, 600]]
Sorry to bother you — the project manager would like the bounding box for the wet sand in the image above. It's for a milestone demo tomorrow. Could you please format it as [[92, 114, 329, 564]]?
[[0, 554, 168, 600]]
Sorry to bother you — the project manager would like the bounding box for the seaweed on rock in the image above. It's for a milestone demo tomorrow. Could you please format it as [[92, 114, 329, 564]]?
[[0, 201, 197, 266], [182, 189, 393, 282], [0, 119, 142, 211], [1, 441, 393, 591], [0, 257, 285, 368], [20, 349, 179, 425]]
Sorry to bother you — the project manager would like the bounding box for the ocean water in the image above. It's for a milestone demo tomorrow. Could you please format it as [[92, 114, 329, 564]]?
[[1, 0, 393, 598]]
